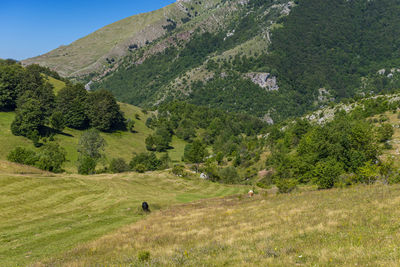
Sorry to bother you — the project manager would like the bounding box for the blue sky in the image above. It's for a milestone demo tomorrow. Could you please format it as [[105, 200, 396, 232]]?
[[0, 0, 174, 60]]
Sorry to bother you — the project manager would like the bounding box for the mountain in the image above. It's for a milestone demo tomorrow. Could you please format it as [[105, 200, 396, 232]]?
[[23, 0, 400, 123], [21, 0, 248, 80]]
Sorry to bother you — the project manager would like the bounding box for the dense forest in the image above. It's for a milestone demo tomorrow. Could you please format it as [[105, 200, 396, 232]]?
[[263, 0, 400, 107]]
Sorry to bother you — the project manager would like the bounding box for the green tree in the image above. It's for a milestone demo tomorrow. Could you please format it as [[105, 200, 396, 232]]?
[[78, 157, 97, 175], [0, 63, 25, 111], [377, 123, 394, 143], [130, 152, 162, 172], [313, 159, 344, 189], [56, 83, 89, 129], [86, 89, 126, 132], [77, 129, 106, 174], [183, 140, 208, 172], [11, 95, 45, 140], [50, 111, 66, 132], [218, 166, 240, 184], [35, 143, 66, 173], [145, 127, 172, 152]]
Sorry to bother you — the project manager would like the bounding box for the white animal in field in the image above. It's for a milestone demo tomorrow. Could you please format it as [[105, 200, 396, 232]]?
[[248, 190, 254, 197]]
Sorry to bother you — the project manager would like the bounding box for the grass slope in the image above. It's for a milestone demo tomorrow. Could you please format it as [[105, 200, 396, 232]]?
[[38, 184, 400, 266], [0, 171, 246, 266], [0, 103, 187, 173], [21, 4, 180, 78]]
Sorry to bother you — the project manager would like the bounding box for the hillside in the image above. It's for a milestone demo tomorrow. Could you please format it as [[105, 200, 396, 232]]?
[[23, 0, 400, 123], [0, 71, 187, 172], [0, 171, 245, 266], [34, 184, 400, 266], [0, 103, 186, 173], [21, 0, 241, 80], [22, 0, 294, 119]]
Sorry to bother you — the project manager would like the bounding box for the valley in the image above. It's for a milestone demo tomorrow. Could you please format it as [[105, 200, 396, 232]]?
[[3, 0, 400, 266]]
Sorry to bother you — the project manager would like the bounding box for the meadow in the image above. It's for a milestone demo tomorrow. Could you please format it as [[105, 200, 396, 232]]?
[[0, 102, 187, 173], [35, 184, 400, 266], [0, 167, 246, 266]]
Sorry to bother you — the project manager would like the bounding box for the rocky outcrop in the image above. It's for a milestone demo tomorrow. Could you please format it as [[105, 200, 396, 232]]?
[[246, 72, 279, 91]]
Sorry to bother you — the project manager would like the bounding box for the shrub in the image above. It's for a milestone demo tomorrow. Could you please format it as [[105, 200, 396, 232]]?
[[7, 143, 66, 173], [127, 119, 135, 133], [78, 156, 97, 175], [134, 164, 146, 173], [388, 174, 400, 185], [137, 251, 150, 262], [172, 164, 186, 177], [7, 147, 37, 165], [109, 158, 129, 173], [313, 159, 344, 189], [356, 161, 380, 184], [377, 123, 394, 142], [218, 166, 240, 184], [276, 178, 297, 194], [130, 152, 161, 172], [35, 143, 66, 173]]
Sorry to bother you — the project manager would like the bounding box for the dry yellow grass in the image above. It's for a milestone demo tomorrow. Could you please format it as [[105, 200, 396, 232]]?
[[0, 160, 48, 175], [0, 170, 245, 266], [36, 184, 400, 266]]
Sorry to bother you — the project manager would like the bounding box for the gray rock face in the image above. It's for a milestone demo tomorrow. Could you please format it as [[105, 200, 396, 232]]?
[[262, 114, 274, 125], [85, 81, 93, 91], [246, 72, 279, 91]]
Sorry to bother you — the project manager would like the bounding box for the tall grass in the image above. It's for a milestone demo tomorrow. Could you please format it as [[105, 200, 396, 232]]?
[[38, 184, 400, 266]]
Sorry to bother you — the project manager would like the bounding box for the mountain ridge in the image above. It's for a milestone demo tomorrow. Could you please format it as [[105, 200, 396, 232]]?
[[23, 0, 400, 123]]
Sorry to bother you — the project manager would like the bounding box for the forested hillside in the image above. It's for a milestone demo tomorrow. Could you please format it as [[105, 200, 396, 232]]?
[[26, 0, 400, 123]]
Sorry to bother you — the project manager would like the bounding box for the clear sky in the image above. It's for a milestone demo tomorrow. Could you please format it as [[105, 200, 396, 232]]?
[[0, 0, 174, 60]]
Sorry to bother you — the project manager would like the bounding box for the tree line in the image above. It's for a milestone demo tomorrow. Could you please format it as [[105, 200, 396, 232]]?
[[0, 60, 126, 146]]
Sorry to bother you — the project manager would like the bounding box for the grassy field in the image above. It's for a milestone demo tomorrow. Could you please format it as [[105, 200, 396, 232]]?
[[45, 76, 66, 94], [34, 184, 400, 266], [0, 103, 187, 173], [0, 170, 246, 266]]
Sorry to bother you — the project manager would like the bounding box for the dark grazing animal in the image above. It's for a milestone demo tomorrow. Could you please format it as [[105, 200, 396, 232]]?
[[142, 202, 150, 212]]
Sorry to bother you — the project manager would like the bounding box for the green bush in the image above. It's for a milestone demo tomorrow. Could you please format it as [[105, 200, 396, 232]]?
[[109, 158, 129, 173], [7, 143, 66, 173], [7, 147, 37, 165], [134, 164, 146, 173], [356, 161, 380, 185], [130, 152, 161, 172], [218, 166, 240, 184], [127, 119, 135, 133], [35, 143, 66, 173], [172, 164, 186, 177], [388, 174, 400, 185], [137, 251, 150, 262], [78, 156, 97, 175], [276, 178, 297, 194], [377, 123, 394, 143], [314, 159, 344, 189]]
